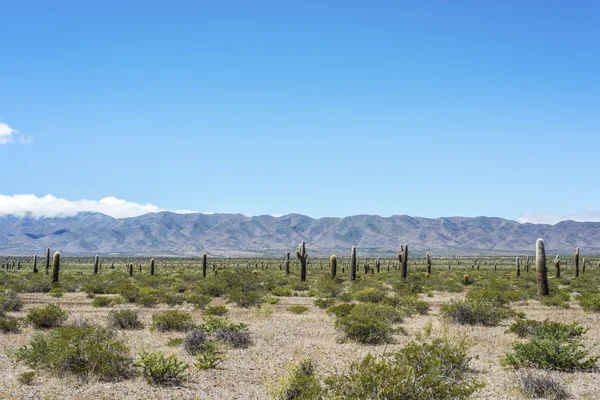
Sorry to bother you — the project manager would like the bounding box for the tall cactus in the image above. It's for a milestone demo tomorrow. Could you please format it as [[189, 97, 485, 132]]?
[[574, 247, 580, 278], [516, 256, 520, 277], [296, 241, 308, 282], [553, 255, 560, 278], [33, 254, 38, 273], [129, 263, 133, 278], [93, 255, 99, 274], [51, 252, 60, 284], [375, 258, 381, 273], [150, 258, 155, 275], [330, 255, 337, 279], [536, 239, 549, 296], [202, 253, 207, 277], [398, 244, 408, 279], [350, 246, 357, 281], [45, 247, 50, 275], [285, 252, 290, 275], [582, 258, 586, 274], [426, 253, 432, 275]]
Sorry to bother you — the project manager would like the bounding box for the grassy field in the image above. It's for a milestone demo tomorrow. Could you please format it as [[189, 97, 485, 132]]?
[[1, 253, 600, 399]]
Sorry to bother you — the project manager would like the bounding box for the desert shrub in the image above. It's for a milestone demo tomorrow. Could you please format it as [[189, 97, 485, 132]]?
[[335, 303, 402, 344], [167, 337, 184, 347], [252, 303, 274, 318], [116, 283, 140, 303], [292, 282, 310, 292], [13, 323, 135, 381], [287, 305, 309, 314], [327, 303, 356, 318], [466, 281, 527, 305], [541, 290, 570, 308], [315, 275, 343, 298], [502, 321, 598, 371], [577, 292, 600, 313], [268, 358, 322, 400], [136, 288, 161, 308], [324, 326, 485, 399], [92, 296, 114, 307], [17, 371, 36, 385], [228, 289, 265, 308], [314, 298, 335, 309], [506, 319, 586, 340], [151, 310, 194, 332], [200, 316, 252, 348], [271, 286, 294, 297], [516, 371, 570, 399], [0, 316, 21, 333], [161, 292, 185, 307], [440, 299, 513, 326], [398, 295, 430, 316], [194, 341, 225, 370], [204, 305, 228, 316], [0, 291, 23, 312], [352, 287, 387, 303], [184, 293, 212, 309], [107, 309, 144, 330], [48, 286, 63, 298], [26, 304, 68, 329], [183, 329, 208, 355], [137, 351, 188, 386], [265, 296, 280, 304]]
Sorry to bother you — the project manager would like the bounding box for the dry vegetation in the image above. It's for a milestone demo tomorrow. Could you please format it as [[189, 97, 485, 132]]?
[[1, 252, 600, 399]]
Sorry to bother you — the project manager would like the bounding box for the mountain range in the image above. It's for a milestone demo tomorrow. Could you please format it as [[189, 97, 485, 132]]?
[[0, 212, 599, 257]]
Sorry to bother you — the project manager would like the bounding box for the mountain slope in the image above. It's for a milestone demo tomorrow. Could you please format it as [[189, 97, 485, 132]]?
[[0, 212, 599, 256]]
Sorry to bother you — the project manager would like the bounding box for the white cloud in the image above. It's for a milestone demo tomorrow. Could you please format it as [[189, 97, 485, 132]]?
[[0, 194, 195, 219], [519, 210, 600, 224], [0, 122, 32, 145]]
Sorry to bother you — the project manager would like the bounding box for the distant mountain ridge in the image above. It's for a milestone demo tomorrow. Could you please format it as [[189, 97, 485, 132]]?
[[0, 212, 599, 256]]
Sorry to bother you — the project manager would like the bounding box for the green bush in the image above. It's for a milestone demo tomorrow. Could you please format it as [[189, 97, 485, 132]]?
[[107, 309, 144, 330], [0, 292, 23, 312], [540, 290, 570, 308], [516, 371, 570, 399], [167, 337, 184, 347], [199, 316, 252, 348], [151, 310, 194, 332], [48, 286, 63, 298], [577, 292, 600, 313], [13, 323, 135, 381], [26, 304, 68, 329], [137, 351, 188, 386], [194, 341, 225, 370], [184, 293, 212, 309], [335, 303, 402, 344], [287, 305, 309, 314], [352, 287, 387, 303], [204, 305, 228, 316], [228, 289, 265, 308], [324, 326, 485, 399], [503, 320, 598, 371], [268, 358, 322, 400], [440, 299, 513, 326], [271, 286, 294, 297], [0, 316, 21, 333], [314, 298, 336, 309], [92, 296, 114, 307], [265, 296, 280, 304], [17, 371, 36, 385], [327, 303, 356, 318]]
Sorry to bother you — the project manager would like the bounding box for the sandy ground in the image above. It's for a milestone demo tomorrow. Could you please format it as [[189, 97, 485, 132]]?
[[1, 292, 600, 399]]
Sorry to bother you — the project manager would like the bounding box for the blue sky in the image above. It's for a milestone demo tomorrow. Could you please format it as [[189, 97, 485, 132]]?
[[1, 1, 599, 222]]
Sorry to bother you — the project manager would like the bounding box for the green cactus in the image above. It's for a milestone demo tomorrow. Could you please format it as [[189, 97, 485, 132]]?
[[45, 248, 50, 275], [33, 254, 38, 273], [553, 255, 560, 278], [93, 255, 99, 274], [296, 241, 308, 282], [574, 247, 580, 278], [51, 252, 60, 284], [536, 239, 549, 296], [150, 258, 155, 275], [398, 244, 408, 279], [516, 257, 520, 277], [425, 253, 431, 275], [285, 252, 290, 275], [375, 258, 381, 273], [351, 246, 357, 281], [202, 253, 207, 277], [330, 255, 337, 279]]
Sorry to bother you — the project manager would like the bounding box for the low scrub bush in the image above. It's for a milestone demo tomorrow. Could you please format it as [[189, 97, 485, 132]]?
[[183, 329, 208, 355], [151, 310, 194, 332], [228, 289, 265, 308], [0, 291, 23, 312], [199, 316, 252, 348], [440, 299, 513, 326], [268, 358, 322, 400], [314, 298, 335, 309], [506, 319, 586, 340], [324, 325, 485, 399], [167, 337, 184, 347], [13, 323, 135, 381], [92, 296, 114, 307], [137, 351, 188, 386], [327, 303, 356, 318], [107, 309, 144, 330], [540, 290, 570, 308], [287, 305, 309, 314], [271, 286, 293, 297], [335, 303, 402, 344], [184, 293, 212, 309], [16, 371, 36, 385], [516, 371, 570, 399], [0, 316, 21, 333], [194, 341, 225, 370], [204, 305, 228, 316], [26, 304, 68, 329], [265, 296, 280, 304], [577, 292, 600, 313]]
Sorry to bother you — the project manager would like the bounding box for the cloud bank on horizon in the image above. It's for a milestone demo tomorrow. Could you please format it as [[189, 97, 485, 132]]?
[[0, 194, 194, 219], [518, 210, 600, 225]]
